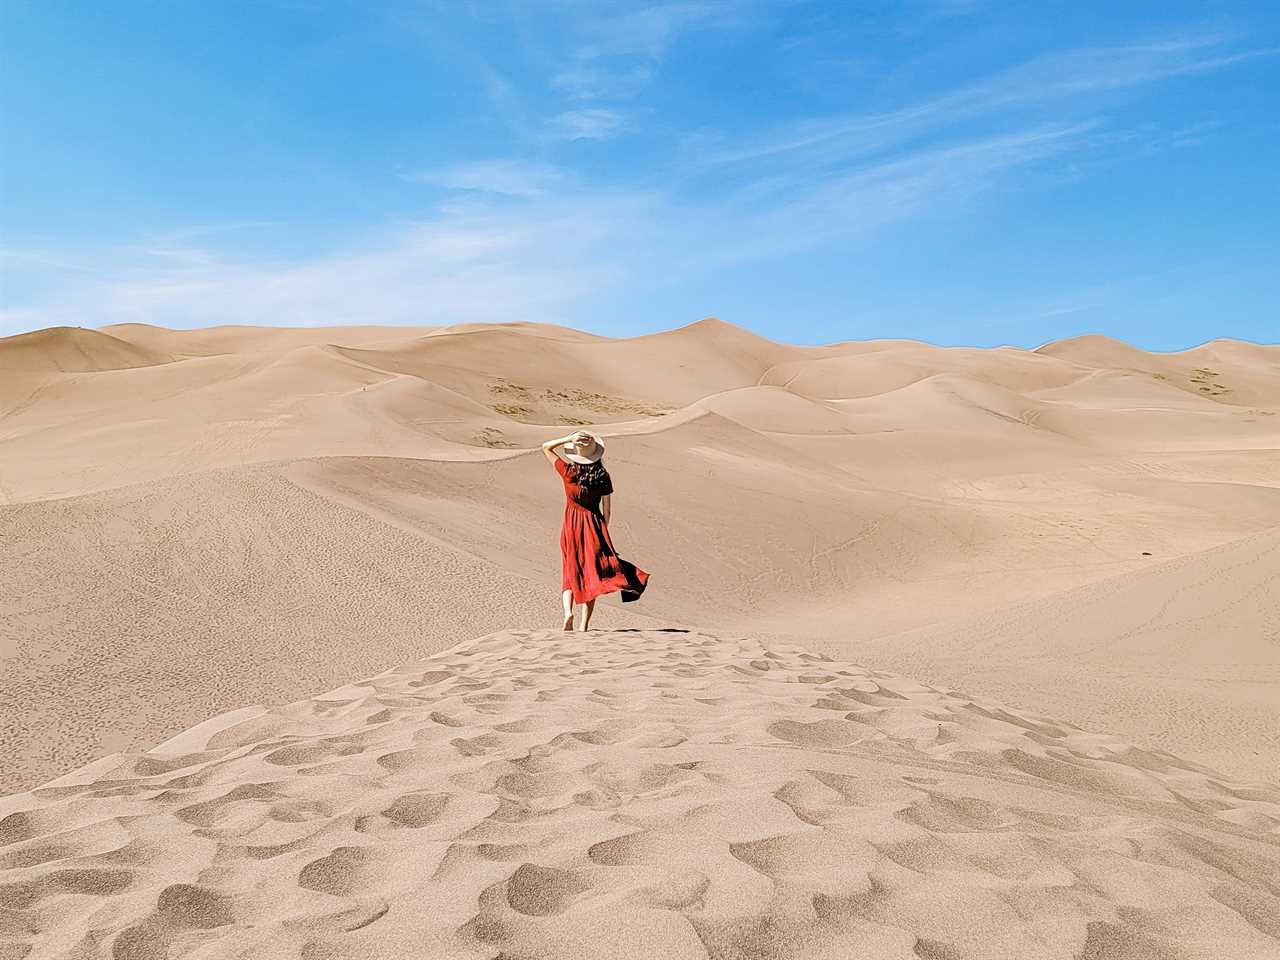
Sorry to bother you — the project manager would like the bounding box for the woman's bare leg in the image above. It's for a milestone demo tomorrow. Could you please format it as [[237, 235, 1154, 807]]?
[[579, 597, 597, 631], [561, 590, 574, 630]]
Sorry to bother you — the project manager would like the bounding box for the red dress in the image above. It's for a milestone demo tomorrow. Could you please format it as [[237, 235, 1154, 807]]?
[[555, 457, 649, 605]]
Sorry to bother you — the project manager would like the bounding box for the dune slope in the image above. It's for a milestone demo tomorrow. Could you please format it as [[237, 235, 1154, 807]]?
[[2, 319, 1278, 793], [1, 628, 1277, 960], [3, 318, 1279, 956], [0, 327, 174, 372], [857, 526, 1280, 782], [1037, 334, 1280, 407], [0, 463, 662, 791]]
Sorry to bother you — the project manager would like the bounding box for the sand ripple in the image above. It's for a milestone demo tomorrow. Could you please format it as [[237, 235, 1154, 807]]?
[[1, 628, 1278, 959]]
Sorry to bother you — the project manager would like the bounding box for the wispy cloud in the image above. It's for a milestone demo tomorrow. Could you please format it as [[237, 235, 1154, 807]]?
[[547, 107, 626, 140], [402, 160, 566, 196], [392, 8, 536, 142], [705, 123, 1094, 264], [1, 196, 656, 334], [1, 246, 109, 277], [0, 122, 1091, 336], [698, 34, 1278, 172], [983, 35, 1280, 98], [4, 26, 1273, 339], [570, 1, 730, 61], [1038, 303, 1100, 319], [551, 63, 654, 100], [546, 1, 755, 103]]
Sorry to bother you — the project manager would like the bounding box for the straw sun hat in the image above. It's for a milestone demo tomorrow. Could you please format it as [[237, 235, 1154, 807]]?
[[563, 431, 605, 464]]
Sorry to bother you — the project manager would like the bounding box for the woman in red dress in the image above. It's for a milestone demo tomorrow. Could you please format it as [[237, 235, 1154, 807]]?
[[541, 429, 649, 630]]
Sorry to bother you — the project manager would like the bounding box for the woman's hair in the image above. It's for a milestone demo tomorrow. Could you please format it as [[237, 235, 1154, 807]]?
[[569, 459, 611, 491]]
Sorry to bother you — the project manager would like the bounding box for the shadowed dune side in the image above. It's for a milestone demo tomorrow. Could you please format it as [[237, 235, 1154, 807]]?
[[333, 316, 809, 415], [1031, 368, 1229, 408], [758, 343, 1096, 399], [687, 372, 1279, 498], [100, 322, 439, 357], [0, 327, 175, 372], [0, 463, 665, 792], [5, 321, 808, 502], [1, 628, 1277, 959], [3, 318, 1276, 504], [858, 526, 1280, 783], [1037, 334, 1280, 407], [1035, 333, 1177, 370], [0, 343, 541, 502], [2, 318, 1278, 792], [288, 411, 1280, 654], [5, 413, 1278, 792], [2, 319, 1279, 958]]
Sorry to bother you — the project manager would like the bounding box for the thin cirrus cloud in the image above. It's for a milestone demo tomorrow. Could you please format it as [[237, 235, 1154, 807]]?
[[546, 107, 626, 141], [542, 1, 746, 102], [552, 0, 737, 68], [401, 160, 566, 197], [698, 34, 1276, 173], [695, 123, 1096, 267], [0, 198, 655, 333], [0, 122, 1091, 336], [575, 1, 729, 60], [551, 64, 654, 100], [1, 16, 1273, 340]]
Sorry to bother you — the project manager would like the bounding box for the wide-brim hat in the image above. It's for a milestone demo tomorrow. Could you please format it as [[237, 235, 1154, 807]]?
[[564, 431, 605, 464]]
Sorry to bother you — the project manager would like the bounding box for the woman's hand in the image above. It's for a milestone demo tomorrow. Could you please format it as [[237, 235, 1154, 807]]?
[[541, 431, 581, 464], [540, 435, 576, 453]]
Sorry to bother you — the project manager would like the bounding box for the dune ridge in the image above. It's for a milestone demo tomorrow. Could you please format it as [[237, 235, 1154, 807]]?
[[2, 319, 1275, 503], [3, 317, 1278, 956], [1, 318, 1278, 795], [0, 327, 174, 373], [859, 526, 1280, 779], [1035, 333, 1280, 407], [3, 627, 1277, 959]]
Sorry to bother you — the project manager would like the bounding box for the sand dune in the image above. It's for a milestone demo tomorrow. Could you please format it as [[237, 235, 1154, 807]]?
[[0, 463, 662, 788], [2, 319, 1278, 787], [8, 415, 1276, 796], [0, 327, 174, 372], [101, 323, 438, 358], [1037, 333, 1280, 407], [3, 319, 1275, 500], [859, 526, 1280, 781], [2, 628, 1277, 959], [333, 317, 798, 417], [2, 318, 1278, 954], [759, 343, 1093, 400]]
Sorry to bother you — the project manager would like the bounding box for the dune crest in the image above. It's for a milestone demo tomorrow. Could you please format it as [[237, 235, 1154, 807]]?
[[861, 526, 1280, 780], [1, 318, 1275, 503], [3, 318, 1278, 955], [2, 318, 1278, 796], [0, 326, 174, 372], [3, 627, 1277, 959], [1036, 333, 1280, 406]]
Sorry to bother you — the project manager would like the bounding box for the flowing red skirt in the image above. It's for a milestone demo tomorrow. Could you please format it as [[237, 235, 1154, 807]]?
[[561, 502, 649, 605]]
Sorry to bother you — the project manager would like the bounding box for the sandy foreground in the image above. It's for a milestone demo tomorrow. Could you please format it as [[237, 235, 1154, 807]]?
[[2, 627, 1279, 959], [1, 319, 1278, 956]]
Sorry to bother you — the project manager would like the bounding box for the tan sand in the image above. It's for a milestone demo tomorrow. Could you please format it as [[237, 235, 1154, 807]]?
[[1, 628, 1277, 959], [0, 319, 1277, 955]]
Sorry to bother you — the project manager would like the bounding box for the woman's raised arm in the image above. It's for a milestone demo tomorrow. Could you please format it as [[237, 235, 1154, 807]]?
[[541, 431, 585, 465]]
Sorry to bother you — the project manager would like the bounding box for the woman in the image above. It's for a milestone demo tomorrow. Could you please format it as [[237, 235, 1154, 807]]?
[[542, 429, 649, 630]]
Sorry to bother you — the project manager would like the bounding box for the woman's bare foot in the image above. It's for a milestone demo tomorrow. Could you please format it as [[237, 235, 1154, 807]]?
[[561, 591, 574, 630]]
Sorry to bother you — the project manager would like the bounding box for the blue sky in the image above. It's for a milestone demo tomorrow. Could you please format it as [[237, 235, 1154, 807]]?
[[1, 1, 1276, 348]]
